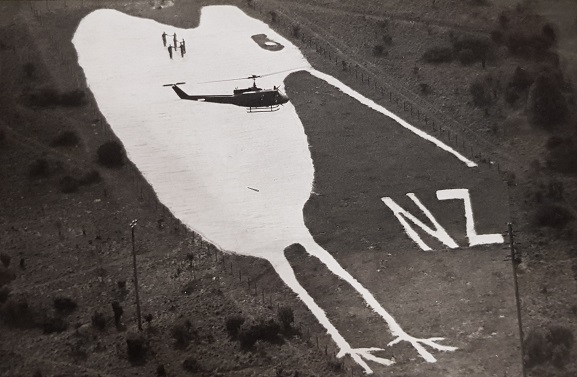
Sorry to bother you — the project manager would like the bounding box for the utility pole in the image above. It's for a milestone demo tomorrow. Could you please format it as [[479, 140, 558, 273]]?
[[508, 222, 526, 377], [130, 219, 142, 331]]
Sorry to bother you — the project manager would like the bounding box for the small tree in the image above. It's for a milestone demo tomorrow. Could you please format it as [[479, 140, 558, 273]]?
[[91, 311, 106, 331], [277, 306, 294, 330], [527, 73, 568, 127], [112, 301, 123, 326], [97, 141, 124, 168], [0, 253, 10, 268], [225, 315, 245, 339], [126, 332, 147, 364], [53, 297, 78, 314]]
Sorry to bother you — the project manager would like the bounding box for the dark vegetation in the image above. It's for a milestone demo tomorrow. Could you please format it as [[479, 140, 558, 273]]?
[[29, 158, 50, 178], [532, 203, 574, 230], [26, 87, 86, 108], [237, 318, 282, 349], [97, 141, 124, 168], [42, 316, 68, 334], [126, 332, 148, 364], [91, 311, 106, 331], [0, 253, 10, 268], [524, 326, 574, 368], [60, 175, 80, 193], [225, 315, 245, 339], [422, 46, 453, 63], [171, 320, 196, 348], [50, 130, 80, 147], [53, 297, 78, 314], [546, 137, 577, 174]]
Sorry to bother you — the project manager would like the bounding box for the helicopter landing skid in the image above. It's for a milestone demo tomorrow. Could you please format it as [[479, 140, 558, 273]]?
[[247, 105, 281, 113]]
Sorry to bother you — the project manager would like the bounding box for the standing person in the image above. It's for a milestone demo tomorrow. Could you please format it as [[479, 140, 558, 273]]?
[[162, 32, 167, 47], [180, 39, 186, 55], [179, 43, 184, 58], [168, 45, 173, 59], [173, 32, 177, 49]]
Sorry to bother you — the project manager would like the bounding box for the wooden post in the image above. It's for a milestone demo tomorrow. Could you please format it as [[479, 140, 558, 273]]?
[[130, 220, 142, 331], [508, 223, 526, 377]]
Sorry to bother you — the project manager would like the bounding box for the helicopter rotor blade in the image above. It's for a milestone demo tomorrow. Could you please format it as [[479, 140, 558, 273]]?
[[162, 82, 186, 87], [196, 67, 308, 84]]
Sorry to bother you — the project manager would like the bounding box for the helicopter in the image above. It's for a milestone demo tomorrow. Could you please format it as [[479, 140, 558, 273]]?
[[163, 74, 290, 112]]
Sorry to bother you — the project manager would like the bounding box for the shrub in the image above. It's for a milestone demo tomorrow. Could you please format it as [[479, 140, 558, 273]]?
[[91, 311, 106, 331], [54, 297, 78, 314], [26, 88, 86, 108], [457, 49, 475, 65], [533, 204, 574, 229], [29, 158, 50, 178], [59, 90, 86, 107], [452, 35, 490, 61], [0, 286, 10, 303], [237, 319, 281, 349], [419, 83, 431, 94], [470, 79, 492, 108], [225, 315, 245, 338], [382, 34, 393, 45], [126, 332, 147, 364], [182, 357, 202, 372], [525, 326, 574, 368], [422, 46, 453, 63], [171, 321, 194, 348], [372, 44, 386, 57], [78, 169, 101, 186], [527, 73, 568, 127], [42, 316, 68, 334], [490, 29, 503, 44], [545, 136, 577, 174], [50, 131, 79, 147], [277, 306, 294, 330], [97, 141, 124, 168], [0, 253, 10, 268], [0, 267, 16, 288], [291, 25, 300, 38], [60, 176, 79, 193], [269, 11, 277, 23], [0, 298, 36, 327], [112, 301, 123, 326], [23, 62, 36, 80]]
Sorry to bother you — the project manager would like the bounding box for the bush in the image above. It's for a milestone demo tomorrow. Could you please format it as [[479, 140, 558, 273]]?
[[112, 301, 123, 326], [277, 306, 294, 330], [451, 35, 490, 62], [60, 176, 80, 193], [470, 79, 493, 108], [237, 319, 281, 349], [291, 25, 300, 38], [171, 321, 195, 348], [0, 266, 16, 288], [29, 158, 50, 178], [42, 316, 68, 334], [525, 326, 574, 368], [422, 46, 453, 63], [419, 83, 431, 94], [457, 49, 476, 65], [182, 357, 202, 372], [372, 44, 386, 57], [0, 253, 10, 268], [51, 131, 79, 147], [53, 297, 78, 314], [269, 11, 277, 23], [0, 286, 10, 304], [91, 311, 106, 331], [527, 73, 568, 127], [225, 315, 245, 339], [97, 141, 124, 168], [545, 137, 577, 174], [78, 169, 101, 186], [533, 204, 574, 229], [126, 332, 148, 364], [0, 298, 36, 327], [26, 88, 86, 108]]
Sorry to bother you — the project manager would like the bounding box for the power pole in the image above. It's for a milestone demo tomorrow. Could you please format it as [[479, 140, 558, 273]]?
[[130, 219, 143, 331], [508, 222, 526, 377]]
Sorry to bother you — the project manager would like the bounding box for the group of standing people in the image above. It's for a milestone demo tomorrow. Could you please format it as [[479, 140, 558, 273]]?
[[162, 31, 186, 59]]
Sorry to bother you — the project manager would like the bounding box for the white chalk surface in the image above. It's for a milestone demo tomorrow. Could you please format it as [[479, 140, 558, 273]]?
[[73, 6, 462, 373]]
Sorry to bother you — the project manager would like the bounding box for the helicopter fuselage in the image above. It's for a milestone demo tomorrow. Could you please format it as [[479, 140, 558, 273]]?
[[170, 84, 289, 109]]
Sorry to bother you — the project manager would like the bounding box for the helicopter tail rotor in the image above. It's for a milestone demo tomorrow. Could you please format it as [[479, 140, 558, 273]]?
[[162, 82, 186, 87]]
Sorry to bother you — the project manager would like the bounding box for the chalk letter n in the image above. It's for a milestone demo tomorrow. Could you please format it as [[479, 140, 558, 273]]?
[[381, 193, 458, 251]]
